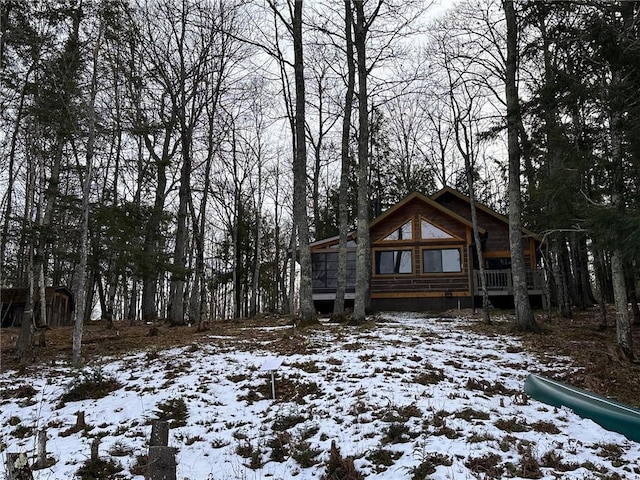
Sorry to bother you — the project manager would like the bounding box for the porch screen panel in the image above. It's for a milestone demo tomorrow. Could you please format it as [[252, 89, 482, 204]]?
[[312, 253, 328, 288], [346, 252, 356, 287], [313, 252, 357, 289], [326, 253, 338, 287]]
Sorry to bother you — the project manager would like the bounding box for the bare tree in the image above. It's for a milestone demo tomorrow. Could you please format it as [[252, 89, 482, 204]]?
[[334, 0, 357, 316], [133, 1, 181, 324], [503, 0, 538, 331], [352, 0, 382, 322], [188, 2, 243, 325], [72, 10, 104, 366], [291, 0, 316, 324], [442, 53, 492, 323], [168, 0, 216, 325], [304, 49, 341, 237]]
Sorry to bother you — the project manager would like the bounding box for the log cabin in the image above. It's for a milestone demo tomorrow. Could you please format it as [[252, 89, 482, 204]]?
[[0, 286, 74, 328], [311, 188, 544, 312]]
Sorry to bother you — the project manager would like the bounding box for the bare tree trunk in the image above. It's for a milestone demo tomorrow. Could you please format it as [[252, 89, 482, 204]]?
[[288, 230, 297, 316], [622, 263, 640, 326], [272, 162, 288, 314], [570, 232, 587, 310], [232, 163, 241, 319], [136, 26, 176, 325], [187, 196, 202, 326], [73, 20, 101, 366], [36, 263, 46, 327], [141, 153, 168, 324], [1, 69, 32, 272], [127, 277, 138, 325], [503, 0, 538, 332], [334, 0, 356, 316], [609, 99, 634, 358], [292, 0, 316, 325], [444, 54, 491, 323], [169, 154, 190, 326], [16, 243, 34, 364], [105, 275, 117, 326], [592, 240, 608, 329], [189, 56, 223, 324], [353, 0, 376, 322], [169, 4, 194, 327], [250, 165, 263, 317], [466, 169, 491, 324], [550, 236, 572, 317], [612, 250, 633, 358], [16, 120, 40, 362]]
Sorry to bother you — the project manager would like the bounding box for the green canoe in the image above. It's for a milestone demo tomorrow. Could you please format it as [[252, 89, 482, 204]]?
[[524, 373, 640, 442]]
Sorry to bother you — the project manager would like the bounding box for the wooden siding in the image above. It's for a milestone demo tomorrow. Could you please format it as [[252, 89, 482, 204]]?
[[1, 287, 74, 328], [369, 197, 472, 297], [433, 191, 541, 267], [371, 275, 469, 296], [370, 197, 469, 244], [310, 189, 546, 312], [433, 193, 511, 252]]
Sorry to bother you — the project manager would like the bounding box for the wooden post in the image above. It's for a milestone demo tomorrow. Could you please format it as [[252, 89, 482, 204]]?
[[90, 437, 100, 462], [75, 411, 86, 430], [150, 420, 169, 447], [5, 452, 34, 480], [148, 446, 176, 480], [34, 429, 47, 469], [148, 420, 175, 480]]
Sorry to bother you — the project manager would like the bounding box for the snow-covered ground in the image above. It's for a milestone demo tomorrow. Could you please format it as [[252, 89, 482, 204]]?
[[2, 312, 639, 479]]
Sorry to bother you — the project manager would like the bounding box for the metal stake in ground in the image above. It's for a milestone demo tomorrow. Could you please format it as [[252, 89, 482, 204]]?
[[260, 357, 284, 400]]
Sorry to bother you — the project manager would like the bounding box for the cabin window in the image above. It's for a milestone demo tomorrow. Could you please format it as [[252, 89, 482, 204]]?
[[375, 250, 412, 274], [423, 248, 461, 273], [383, 221, 413, 241], [421, 219, 453, 239]]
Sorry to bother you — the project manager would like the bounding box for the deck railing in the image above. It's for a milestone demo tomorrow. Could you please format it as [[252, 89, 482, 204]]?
[[472, 269, 545, 295]]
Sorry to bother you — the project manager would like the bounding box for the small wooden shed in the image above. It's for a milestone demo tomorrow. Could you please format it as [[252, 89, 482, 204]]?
[[1, 286, 74, 328]]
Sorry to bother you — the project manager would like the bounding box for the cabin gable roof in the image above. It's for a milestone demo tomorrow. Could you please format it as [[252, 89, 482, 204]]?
[[431, 187, 541, 242], [369, 192, 485, 236]]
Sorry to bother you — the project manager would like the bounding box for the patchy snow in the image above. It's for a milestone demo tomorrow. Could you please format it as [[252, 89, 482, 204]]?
[[2, 312, 639, 479]]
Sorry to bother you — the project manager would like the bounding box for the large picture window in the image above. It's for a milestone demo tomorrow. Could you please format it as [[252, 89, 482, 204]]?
[[375, 250, 412, 274], [423, 249, 461, 273]]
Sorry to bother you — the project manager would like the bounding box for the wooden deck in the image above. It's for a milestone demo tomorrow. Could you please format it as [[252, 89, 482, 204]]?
[[472, 269, 545, 296]]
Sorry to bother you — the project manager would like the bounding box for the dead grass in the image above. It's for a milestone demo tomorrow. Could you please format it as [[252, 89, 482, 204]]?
[[0, 315, 298, 373], [3, 306, 640, 413], [464, 306, 640, 408]]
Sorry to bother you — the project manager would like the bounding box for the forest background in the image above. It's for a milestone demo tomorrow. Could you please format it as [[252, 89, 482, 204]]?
[[2, 0, 640, 364]]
